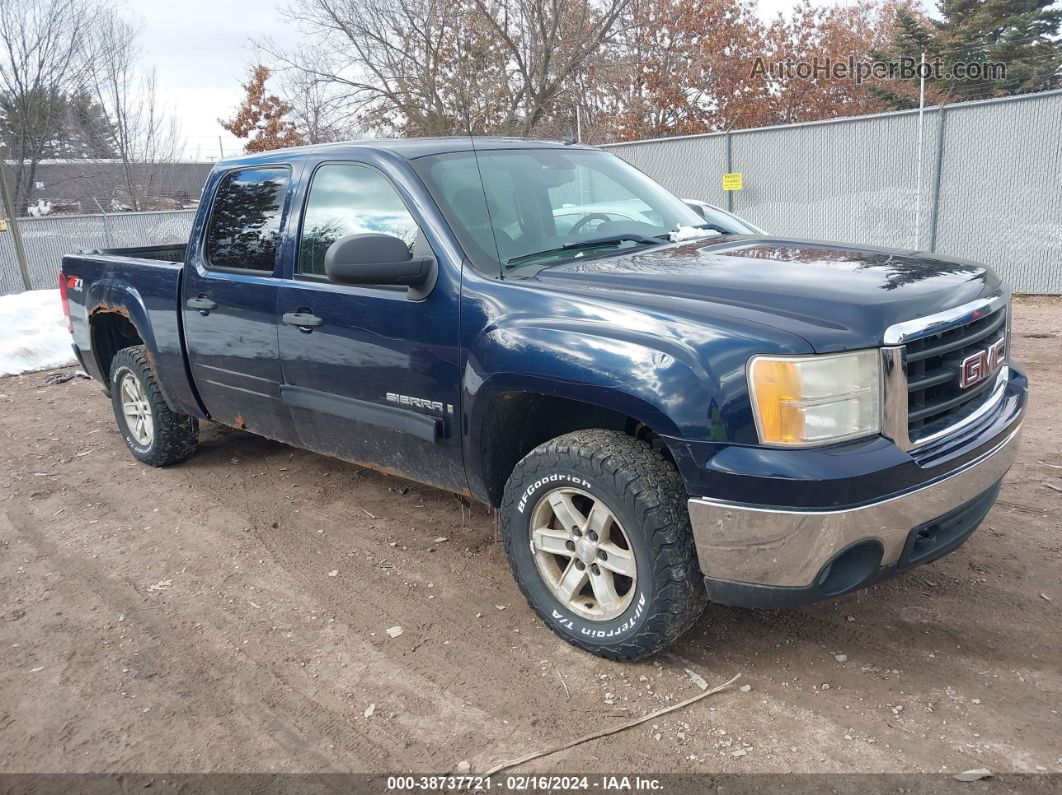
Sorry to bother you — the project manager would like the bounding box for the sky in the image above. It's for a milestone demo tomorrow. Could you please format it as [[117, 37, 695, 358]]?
[[138, 0, 850, 160], [138, 0, 301, 160]]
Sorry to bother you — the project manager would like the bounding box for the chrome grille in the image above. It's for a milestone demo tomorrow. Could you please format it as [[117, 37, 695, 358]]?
[[904, 305, 1008, 443], [881, 295, 1010, 450]]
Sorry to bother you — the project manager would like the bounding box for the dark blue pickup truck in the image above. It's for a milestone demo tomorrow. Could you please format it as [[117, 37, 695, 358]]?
[[60, 138, 1027, 660]]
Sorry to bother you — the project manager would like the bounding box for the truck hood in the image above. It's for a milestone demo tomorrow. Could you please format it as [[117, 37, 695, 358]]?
[[536, 236, 1003, 352]]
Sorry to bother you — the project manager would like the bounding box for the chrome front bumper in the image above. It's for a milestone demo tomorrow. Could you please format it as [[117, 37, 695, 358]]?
[[687, 421, 1022, 592]]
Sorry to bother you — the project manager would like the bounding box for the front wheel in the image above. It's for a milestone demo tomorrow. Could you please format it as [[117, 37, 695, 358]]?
[[501, 430, 706, 661], [109, 346, 198, 466]]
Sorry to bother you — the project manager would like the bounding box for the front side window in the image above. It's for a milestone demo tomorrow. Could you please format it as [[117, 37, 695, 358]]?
[[204, 167, 290, 272], [298, 163, 420, 277]]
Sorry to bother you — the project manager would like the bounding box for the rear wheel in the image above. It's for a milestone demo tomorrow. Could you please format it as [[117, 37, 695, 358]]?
[[109, 346, 198, 466], [501, 429, 706, 661]]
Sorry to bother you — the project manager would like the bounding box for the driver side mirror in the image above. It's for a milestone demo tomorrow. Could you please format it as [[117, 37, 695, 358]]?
[[324, 233, 434, 288]]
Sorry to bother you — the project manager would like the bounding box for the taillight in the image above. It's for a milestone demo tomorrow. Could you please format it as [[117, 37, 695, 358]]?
[[59, 271, 72, 333]]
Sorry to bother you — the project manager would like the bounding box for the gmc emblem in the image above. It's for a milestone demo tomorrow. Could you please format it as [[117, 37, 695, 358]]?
[[959, 338, 1006, 389]]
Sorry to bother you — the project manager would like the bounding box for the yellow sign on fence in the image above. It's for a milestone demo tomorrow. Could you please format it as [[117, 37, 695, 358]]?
[[722, 172, 743, 191]]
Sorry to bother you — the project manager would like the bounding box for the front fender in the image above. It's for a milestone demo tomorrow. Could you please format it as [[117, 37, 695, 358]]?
[[465, 320, 726, 441], [457, 271, 816, 503]]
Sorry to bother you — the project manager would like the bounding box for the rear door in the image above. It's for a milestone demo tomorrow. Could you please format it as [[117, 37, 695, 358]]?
[[182, 164, 299, 442], [276, 158, 465, 493]]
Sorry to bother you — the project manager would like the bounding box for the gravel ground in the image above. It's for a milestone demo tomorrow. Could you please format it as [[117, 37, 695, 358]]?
[[0, 298, 1059, 776]]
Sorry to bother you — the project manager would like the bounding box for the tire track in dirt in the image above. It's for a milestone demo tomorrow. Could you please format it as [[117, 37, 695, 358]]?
[[2, 499, 516, 772]]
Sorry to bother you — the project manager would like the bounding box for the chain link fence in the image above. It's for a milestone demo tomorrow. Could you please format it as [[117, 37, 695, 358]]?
[[604, 90, 1062, 294], [0, 210, 196, 295], [2, 93, 1059, 295]]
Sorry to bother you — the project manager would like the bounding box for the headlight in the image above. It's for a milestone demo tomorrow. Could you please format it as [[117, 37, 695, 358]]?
[[748, 350, 881, 447]]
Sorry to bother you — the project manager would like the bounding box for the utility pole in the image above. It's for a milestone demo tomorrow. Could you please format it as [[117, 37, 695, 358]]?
[[0, 161, 32, 291], [218, 136, 225, 160]]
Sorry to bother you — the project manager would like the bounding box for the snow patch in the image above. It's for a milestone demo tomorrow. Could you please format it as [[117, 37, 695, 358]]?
[[0, 289, 77, 377], [669, 225, 721, 243]]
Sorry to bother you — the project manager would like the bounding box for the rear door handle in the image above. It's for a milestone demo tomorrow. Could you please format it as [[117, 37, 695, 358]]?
[[186, 296, 217, 315], [283, 311, 323, 332]]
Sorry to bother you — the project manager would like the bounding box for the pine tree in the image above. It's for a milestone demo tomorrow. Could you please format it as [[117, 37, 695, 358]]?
[[870, 0, 1061, 109], [57, 92, 115, 158], [940, 0, 1062, 100]]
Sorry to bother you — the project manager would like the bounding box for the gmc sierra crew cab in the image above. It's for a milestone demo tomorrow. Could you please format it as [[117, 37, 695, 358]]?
[[60, 138, 1027, 660]]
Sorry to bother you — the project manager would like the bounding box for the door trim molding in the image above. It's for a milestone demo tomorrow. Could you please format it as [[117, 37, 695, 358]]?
[[280, 385, 442, 444]]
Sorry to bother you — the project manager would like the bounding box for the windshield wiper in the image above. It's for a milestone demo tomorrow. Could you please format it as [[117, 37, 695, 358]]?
[[505, 234, 663, 269]]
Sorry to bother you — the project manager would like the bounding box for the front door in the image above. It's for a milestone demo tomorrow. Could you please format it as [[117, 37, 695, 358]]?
[[276, 160, 465, 493], [182, 165, 298, 443]]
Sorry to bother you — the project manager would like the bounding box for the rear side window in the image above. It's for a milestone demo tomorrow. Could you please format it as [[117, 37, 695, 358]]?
[[298, 163, 420, 276], [205, 167, 290, 272]]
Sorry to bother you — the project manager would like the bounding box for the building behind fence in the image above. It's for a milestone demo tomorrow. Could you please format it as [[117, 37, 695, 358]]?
[[1, 90, 1059, 295], [604, 90, 1061, 294]]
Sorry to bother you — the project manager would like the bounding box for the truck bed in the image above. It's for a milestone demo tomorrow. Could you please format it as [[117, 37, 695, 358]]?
[[79, 243, 188, 263], [61, 249, 202, 419]]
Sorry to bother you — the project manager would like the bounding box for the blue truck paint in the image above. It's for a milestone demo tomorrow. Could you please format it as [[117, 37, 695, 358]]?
[[540, 238, 1005, 354], [73, 255, 204, 420], [60, 137, 1027, 615]]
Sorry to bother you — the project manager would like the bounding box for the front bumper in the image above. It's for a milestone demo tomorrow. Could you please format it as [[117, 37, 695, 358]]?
[[686, 371, 1026, 608]]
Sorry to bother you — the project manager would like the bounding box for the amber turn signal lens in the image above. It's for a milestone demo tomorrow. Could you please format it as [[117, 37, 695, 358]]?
[[748, 350, 881, 447]]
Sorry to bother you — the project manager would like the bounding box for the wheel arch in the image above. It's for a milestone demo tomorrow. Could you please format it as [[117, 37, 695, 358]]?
[[84, 279, 174, 407], [468, 382, 677, 507], [90, 308, 145, 389]]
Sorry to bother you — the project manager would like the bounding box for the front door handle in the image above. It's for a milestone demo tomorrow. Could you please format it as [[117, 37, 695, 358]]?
[[283, 311, 323, 333], [186, 296, 217, 315]]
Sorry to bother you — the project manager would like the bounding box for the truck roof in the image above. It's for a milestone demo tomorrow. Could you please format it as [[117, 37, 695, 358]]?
[[218, 136, 596, 166]]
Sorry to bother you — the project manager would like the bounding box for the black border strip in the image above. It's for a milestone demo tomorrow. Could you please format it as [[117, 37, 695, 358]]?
[[0, 774, 1055, 795]]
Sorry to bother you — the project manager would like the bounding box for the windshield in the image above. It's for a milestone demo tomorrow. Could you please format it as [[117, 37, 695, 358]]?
[[411, 147, 755, 275]]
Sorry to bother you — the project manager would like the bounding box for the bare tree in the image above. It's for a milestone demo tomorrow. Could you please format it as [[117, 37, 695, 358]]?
[[279, 64, 363, 143], [265, 0, 632, 137], [471, 0, 632, 135], [0, 0, 101, 212], [90, 13, 184, 211]]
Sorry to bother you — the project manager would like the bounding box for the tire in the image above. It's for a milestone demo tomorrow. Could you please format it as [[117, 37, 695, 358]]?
[[109, 346, 198, 467], [501, 429, 706, 661]]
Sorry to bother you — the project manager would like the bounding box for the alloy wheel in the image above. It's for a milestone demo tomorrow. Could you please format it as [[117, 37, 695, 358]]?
[[119, 372, 154, 446], [529, 487, 637, 620]]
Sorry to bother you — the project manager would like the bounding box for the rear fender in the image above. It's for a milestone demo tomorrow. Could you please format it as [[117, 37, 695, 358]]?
[[85, 279, 165, 397]]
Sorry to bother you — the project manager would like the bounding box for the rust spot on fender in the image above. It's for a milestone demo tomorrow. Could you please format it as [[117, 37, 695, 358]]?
[[90, 302, 152, 371], [233, 415, 246, 430], [89, 302, 132, 320]]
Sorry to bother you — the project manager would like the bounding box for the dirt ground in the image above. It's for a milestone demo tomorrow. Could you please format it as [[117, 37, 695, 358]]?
[[0, 299, 1059, 777]]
